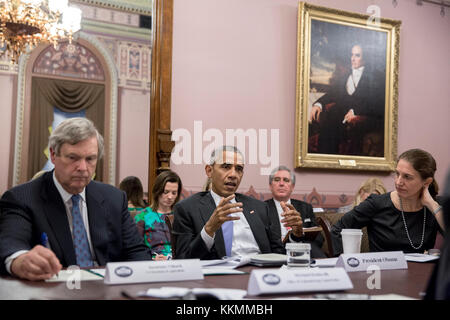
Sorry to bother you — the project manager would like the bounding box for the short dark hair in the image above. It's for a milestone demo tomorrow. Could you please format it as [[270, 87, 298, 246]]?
[[208, 145, 244, 165], [398, 148, 439, 199], [151, 170, 183, 212], [119, 176, 146, 208]]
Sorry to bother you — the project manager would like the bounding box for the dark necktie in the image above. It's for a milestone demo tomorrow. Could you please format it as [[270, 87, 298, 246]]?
[[71, 194, 94, 267]]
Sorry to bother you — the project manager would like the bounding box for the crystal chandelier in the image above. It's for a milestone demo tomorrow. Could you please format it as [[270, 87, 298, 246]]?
[[0, 0, 81, 63]]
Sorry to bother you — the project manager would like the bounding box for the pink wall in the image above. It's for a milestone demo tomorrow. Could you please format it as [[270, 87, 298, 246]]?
[[118, 88, 150, 190], [170, 0, 450, 196], [0, 75, 15, 194], [0, 79, 150, 194]]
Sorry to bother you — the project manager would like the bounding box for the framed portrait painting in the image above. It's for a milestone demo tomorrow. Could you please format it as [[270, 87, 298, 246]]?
[[295, 2, 401, 171]]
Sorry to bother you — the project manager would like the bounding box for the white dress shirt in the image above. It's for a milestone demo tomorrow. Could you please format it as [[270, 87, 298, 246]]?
[[5, 172, 97, 274], [345, 66, 364, 96], [201, 190, 260, 257]]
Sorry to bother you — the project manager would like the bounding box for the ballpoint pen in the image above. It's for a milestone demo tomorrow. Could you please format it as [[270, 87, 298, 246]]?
[[40, 232, 49, 248], [41, 232, 58, 278], [86, 269, 104, 278]]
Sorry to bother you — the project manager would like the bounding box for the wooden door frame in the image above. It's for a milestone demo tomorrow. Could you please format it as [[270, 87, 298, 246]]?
[[149, 0, 175, 192]]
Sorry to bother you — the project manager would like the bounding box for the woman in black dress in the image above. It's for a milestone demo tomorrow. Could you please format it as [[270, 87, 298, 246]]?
[[331, 148, 445, 255]]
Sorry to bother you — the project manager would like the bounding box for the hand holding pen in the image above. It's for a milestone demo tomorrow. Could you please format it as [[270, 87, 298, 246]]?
[[10, 232, 62, 281]]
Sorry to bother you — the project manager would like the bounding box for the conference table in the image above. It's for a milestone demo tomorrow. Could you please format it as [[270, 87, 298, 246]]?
[[0, 261, 435, 300]]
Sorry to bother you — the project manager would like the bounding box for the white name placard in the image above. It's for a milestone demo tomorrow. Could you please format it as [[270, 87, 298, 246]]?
[[247, 267, 353, 296], [336, 251, 407, 272], [104, 259, 204, 285]]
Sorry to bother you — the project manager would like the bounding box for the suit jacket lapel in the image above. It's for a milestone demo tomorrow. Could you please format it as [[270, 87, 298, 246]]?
[[41, 174, 77, 266], [354, 69, 369, 96], [291, 199, 314, 227], [266, 198, 282, 235], [199, 193, 227, 257], [85, 183, 109, 266]]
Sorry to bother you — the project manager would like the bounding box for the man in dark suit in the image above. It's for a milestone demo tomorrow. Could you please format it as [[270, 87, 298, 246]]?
[[425, 170, 450, 300], [0, 118, 151, 281], [265, 166, 326, 258], [173, 146, 303, 260], [309, 44, 385, 156]]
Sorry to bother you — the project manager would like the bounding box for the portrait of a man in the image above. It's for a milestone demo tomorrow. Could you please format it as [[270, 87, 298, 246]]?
[[307, 20, 387, 157]]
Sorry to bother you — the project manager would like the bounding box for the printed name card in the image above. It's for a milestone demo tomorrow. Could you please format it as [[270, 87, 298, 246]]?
[[247, 267, 353, 296], [336, 251, 407, 273], [104, 259, 204, 285]]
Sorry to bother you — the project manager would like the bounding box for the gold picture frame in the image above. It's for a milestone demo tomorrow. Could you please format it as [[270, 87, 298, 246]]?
[[295, 2, 401, 171]]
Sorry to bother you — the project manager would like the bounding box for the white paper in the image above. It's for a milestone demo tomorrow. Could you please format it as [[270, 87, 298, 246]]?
[[202, 268, 247, 275], [201, 255, 253, 269], [139, 286, 247, 300], [250, 253, 287, 263], [404, 253, 440, 263], [138, 286, 191, 299], [200, 259, 230, 267], [200, 256, 244, 268], [46, 269, 104, 282]]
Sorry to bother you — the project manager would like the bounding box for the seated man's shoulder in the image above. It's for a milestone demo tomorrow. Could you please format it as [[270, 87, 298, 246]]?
[[87, 180, 123, 196], [174, 191, 209, 207], [291, 198, 313, 210], [2, 171, 48, 199], [263, 197, 310, 207], [236, 193, 267, 207], [291, 198, 310, 205], [6, 180, 34, 194]]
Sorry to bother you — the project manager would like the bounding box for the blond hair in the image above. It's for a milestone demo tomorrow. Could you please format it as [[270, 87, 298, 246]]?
[[31, 170, 47, 180], [353, 178, 387, 206]]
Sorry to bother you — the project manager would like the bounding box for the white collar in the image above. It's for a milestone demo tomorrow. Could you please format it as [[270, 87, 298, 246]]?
[[209, 189, 236, 207], [352, 66, 365, 74], [52, 171, 86, 204]]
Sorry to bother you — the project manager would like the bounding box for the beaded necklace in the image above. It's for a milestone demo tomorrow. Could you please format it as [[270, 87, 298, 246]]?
[[399, 197, 426, 250]]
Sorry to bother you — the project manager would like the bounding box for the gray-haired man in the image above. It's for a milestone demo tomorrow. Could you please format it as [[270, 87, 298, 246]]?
[[0, 117, 152, 280], [265, 166, 326, 258]]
